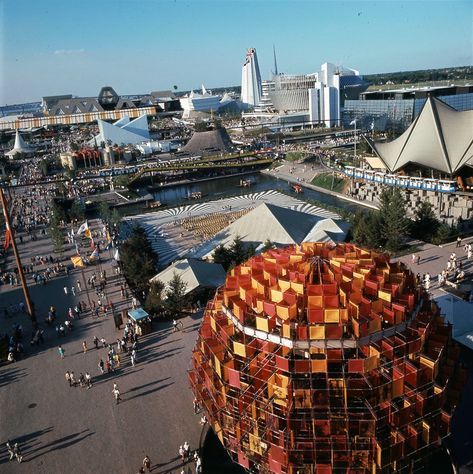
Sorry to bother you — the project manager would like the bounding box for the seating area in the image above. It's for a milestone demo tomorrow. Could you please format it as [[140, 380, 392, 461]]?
[[180, 208, 253, 241]]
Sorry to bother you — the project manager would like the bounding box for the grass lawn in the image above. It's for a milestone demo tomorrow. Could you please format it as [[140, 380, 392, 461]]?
[[285, 151, 311, 162], [311, 172, 349, 193]]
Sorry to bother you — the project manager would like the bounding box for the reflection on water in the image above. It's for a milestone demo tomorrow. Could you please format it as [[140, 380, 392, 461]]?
[[149, 172, 363, 215]]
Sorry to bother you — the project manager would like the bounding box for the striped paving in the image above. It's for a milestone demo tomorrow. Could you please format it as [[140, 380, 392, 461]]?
[[123, 190, 341, 267]]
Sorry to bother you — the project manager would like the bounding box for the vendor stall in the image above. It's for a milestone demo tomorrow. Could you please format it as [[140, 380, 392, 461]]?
[[127, 308, 152, 336]]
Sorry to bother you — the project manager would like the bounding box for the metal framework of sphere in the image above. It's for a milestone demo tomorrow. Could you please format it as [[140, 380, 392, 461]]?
[[189, 243, 464, 474]]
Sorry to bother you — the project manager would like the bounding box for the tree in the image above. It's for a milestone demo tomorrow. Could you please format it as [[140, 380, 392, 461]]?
[[352, 210, 382, 249], [411, 200, 440, 242], [379, 187, 409, 253], [165, 272, 188, 315], [212, 236, 255, 271], [69, 200, 85, 223], [120, 225, 158, 300], [212, 244, 233, 271], [98, 201, 111, 226], [145, 280, 165, 315], [194, 120, 209, 132], [261, 239, 275, 252]]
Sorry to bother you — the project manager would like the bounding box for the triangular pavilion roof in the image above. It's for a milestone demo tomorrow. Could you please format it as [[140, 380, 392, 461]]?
[[369, 96, 473, 174]]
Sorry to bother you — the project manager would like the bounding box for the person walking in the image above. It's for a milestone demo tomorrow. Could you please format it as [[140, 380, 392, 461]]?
[[65, 370, 72, 387], [93, 336, 99, 349], [58, 345, 65, 359], [82, 340, 88, 353], [63, 286, 68, 295], [71, 286, 76, 296], [112, 387, 121, 405], [70, 371, 76, 386], [98, 359, 105, 374], [142, 455, 151, 473], [85, 372, 92, 389], [77, 280, 82, 292], [12, 443, 22, 463], [130, 349, 136, 367], [6, 440, 15, 461]]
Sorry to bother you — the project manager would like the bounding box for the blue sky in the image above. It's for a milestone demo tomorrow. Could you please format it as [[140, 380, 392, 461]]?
[[1, 0, 472, 104]]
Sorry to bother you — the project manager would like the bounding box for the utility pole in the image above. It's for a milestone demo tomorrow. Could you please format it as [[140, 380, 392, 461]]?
[[0, 187, 36, 323]]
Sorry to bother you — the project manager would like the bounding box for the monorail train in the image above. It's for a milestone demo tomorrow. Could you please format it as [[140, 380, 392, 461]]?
[[342, 166, 456, 193], [98, 166, 139, 177]]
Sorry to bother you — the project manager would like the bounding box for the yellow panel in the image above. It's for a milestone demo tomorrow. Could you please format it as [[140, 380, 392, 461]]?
[[289, 254, 303, 263], [214, 356, 222, 378], [330, 259, 341, 268], [249, 433, 263, 455], [291, 281, 304, 295], [210, 316, 217, 333], [309, 325, 325, 340], [270, 288, 283, 303], [276, 305, 290, 320], [378, 290, 392, 303], [239, 286, 247, 301], [311, 359, 328, 372], [324, 309, 340, 323], [308, 295, 323, 308], [240, 266, 251, 275], [282, 323, 291, 338], [256, 316, 269, 332], [233, 341, 246, 357], [278, 279, 291, 291], [353, 271, 365, 280], [255, 299, 264, 314], [342, 275, 352, 283]]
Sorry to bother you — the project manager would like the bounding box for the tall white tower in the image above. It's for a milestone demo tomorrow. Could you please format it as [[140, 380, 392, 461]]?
[[241, 48, 262, 108]]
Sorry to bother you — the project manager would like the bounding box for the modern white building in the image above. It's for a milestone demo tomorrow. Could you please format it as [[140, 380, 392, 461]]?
[[88, 114, 150, 147], [179, 86, 222, 118], [241, 48, 262, 108], [266, 62, 362, 128]]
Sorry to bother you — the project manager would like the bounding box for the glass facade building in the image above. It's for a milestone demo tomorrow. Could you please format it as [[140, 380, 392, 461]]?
[[343, 92, 473, 132]]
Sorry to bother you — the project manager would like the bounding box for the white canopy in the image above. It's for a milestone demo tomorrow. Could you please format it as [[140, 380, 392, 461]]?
[[370, 97, 473, 174]]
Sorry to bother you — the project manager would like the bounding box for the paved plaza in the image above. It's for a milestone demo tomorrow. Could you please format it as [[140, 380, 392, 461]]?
[[0, 216, 202, 473]]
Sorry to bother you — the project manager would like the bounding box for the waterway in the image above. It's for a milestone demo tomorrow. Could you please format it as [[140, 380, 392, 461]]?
[[146, 172, 364, 215]]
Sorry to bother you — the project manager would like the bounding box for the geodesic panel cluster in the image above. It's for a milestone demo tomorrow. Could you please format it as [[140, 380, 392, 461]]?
[[189, 243, 465, 474]]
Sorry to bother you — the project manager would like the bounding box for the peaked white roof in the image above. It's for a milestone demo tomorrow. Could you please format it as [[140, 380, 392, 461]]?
[[89, 114, 150, 146], [6, 130, 35, 156], [370, 97, 473, 174], [196, 203, 348, 258], [149, 258, 226, 295]]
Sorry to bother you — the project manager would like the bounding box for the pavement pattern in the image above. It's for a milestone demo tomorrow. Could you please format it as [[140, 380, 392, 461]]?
[[0, 216, 203, 474]]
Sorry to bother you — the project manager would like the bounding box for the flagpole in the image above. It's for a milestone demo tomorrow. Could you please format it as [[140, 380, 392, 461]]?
[[0, 187, 36, 323], [81, 266, 92, 313]]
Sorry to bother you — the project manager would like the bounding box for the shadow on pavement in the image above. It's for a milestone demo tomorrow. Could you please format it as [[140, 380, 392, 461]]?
[[0, 366, 28, 388]]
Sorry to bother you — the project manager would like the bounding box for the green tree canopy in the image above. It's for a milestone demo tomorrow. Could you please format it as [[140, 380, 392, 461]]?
[[165, 272, 188, 315], [144, 280, 165, 315], [379, 187, 409, 253], [120, 225, 158, 300]]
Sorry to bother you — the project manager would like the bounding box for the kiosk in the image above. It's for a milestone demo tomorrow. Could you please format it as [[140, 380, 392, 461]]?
[[127, 308, 152, 336]]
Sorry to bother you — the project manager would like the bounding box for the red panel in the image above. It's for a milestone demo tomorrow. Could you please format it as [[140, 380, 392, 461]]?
[[269, 457, 283, 474], [237, 450, 250, 469], [263, 301, 276, 317], [270, 443, 286, 464], [228, 368, 240, 389], [325, 325, 342, 339], [294, 359, 311, 373], [308, 308, 324, 323], [297, 326, 308, 340], [283, 291, 297, 305], [276, 355, 289, 372], [348, 359, 365, 373]]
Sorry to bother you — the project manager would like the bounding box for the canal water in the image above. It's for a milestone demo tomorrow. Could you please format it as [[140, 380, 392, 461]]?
[[146, 172, 363, 215]]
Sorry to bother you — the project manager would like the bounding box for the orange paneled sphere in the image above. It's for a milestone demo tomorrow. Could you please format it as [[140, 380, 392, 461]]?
[[189, 243, 464, 474]]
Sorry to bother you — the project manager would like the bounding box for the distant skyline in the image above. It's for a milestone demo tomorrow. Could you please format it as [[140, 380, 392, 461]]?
[[1, 0, 472, 105]]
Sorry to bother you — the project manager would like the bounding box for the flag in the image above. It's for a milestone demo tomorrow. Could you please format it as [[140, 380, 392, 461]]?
[[349, 119, 357, 126], [71, 255, 85, 268], [77, 221, 89, 235], [114, 249, 120, 261], [90, 238, 95, 250], [370, 120, 375, 130], [89, 247, 99, 261], [84, 228, 92, 239], [3, 227, 11, 252]]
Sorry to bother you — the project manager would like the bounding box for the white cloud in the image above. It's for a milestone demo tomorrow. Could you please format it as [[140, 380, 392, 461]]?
[[53, 48, 86, 56]]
